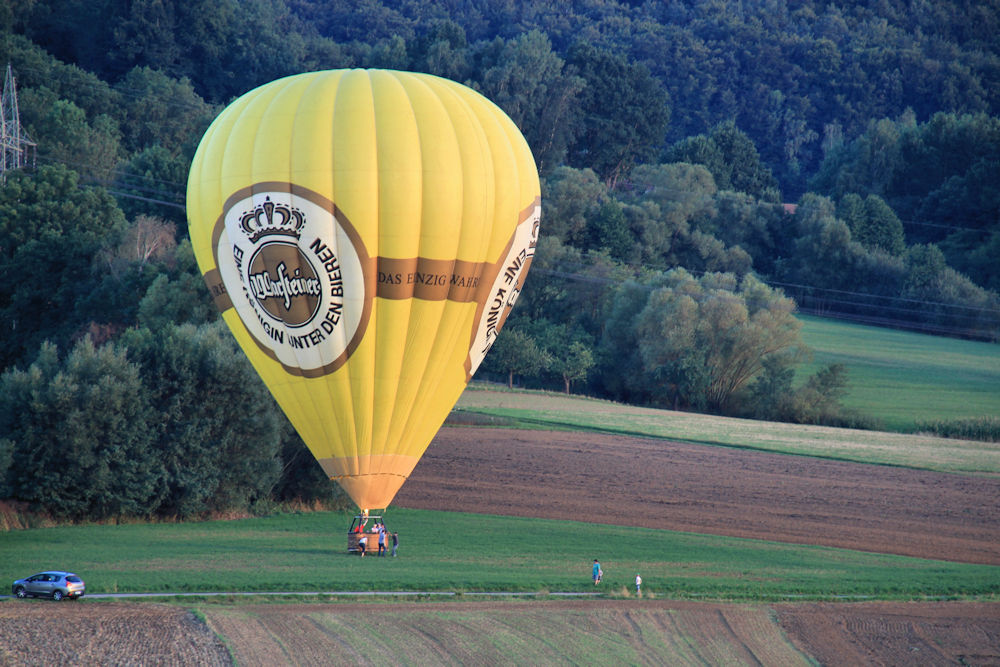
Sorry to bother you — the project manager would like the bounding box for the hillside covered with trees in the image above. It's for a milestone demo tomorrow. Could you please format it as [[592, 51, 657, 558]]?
[[1, 0, 997, 520]]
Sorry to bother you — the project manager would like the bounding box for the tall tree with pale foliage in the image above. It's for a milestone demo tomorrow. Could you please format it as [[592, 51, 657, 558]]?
[[633, 270, 805, 411]]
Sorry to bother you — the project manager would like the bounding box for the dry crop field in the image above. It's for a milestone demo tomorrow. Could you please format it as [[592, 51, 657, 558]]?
[[2, 425, 999, 665], [5, 598, 999, 665]]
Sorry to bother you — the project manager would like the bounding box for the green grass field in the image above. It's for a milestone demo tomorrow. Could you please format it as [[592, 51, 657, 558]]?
[[2, 509, 997, 602], [796, 315, 1000, 431]]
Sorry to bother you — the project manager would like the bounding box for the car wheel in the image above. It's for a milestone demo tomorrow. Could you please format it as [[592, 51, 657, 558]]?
[[14, 586, 26, 599], [52, 590, 64, 601]]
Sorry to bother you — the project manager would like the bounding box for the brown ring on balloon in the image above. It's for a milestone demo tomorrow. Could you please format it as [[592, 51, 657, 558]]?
[[210, 181, 375, 379]]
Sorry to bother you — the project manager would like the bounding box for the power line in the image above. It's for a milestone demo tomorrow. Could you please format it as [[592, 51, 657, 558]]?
[[9, 63, 217, 114], [899, 218, 989, 233], [33, 154, 187, 210], [547, 268, 995, 339], [35, 154, 187, 192], [538, 262, 1000, 317], [18, 152, 1000, 323], [13, 130, 998, 333], [792, 306, 990, 338], [764, 278, 1000, 315], [532, 264, 1000, 334], [106, 189, 185, 211]]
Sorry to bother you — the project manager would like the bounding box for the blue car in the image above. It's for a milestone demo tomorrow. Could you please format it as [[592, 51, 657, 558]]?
[[12, 571, 85, 601]]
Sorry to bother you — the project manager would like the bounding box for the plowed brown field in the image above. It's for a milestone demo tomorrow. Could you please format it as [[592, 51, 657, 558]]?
[[776, 601, 1000, 666], [396, 428, 1000, 565], [2, 427, 998, 666], [0, 602, 230, 665]]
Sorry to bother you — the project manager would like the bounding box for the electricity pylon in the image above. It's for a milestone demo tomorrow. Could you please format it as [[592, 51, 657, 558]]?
[[1, 63, 36, 183]]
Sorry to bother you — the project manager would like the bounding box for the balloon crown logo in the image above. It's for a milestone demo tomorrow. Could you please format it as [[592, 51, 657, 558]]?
[[239, 196, 306, 243]]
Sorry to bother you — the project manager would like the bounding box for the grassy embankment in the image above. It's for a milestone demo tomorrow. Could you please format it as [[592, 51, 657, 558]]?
[[2, 508, 997, 601]]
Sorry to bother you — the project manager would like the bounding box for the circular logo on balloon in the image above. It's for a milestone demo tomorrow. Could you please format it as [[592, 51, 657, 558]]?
[[214, 185, 372, 377], [247, 241, 322, 326]]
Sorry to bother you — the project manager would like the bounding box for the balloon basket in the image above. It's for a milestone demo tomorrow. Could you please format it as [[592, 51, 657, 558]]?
[[346, 513, 388, 555]]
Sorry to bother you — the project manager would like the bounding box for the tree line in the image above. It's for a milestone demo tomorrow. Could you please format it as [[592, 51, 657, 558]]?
[[7, 0, 997, 195], [1, 0, 998, 520], [0, 166, 344, 520]]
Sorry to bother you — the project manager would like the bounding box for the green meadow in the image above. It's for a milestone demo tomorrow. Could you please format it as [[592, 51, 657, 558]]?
[[1, 509, 997, 602], [797, 315, 1000, 431]]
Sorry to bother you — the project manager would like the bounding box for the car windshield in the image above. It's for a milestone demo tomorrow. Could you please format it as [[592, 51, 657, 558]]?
[[66, 576, 81, 583]]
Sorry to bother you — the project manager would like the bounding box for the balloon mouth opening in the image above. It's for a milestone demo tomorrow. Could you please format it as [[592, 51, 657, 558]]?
[[319, 457, 419, 511]]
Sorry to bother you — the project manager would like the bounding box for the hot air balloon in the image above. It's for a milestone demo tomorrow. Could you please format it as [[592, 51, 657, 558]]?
[[186, 69, 539, 514]]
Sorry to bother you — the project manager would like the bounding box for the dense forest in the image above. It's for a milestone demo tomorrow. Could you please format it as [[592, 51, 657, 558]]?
[[1, 0, 998, 520]]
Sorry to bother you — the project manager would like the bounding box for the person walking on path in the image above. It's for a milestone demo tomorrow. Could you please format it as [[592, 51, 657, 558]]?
[[593, 559, 603, 585], [635, 573, 642, 596], [391, 532, 398, 557]]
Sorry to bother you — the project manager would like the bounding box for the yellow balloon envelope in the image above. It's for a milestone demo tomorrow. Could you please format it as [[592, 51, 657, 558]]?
[[186, 69, 540, 511]]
